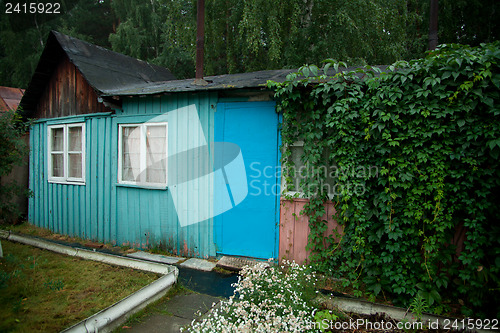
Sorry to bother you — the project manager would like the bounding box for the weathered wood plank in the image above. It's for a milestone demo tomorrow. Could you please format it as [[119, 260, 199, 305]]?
[[36, 56, 111, 119]]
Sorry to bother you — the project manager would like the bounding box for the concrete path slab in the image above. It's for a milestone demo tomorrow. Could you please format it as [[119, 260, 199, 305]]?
[[180, 258, 216, 272], [127, 251, 185, 265], [122, 292, 220, 333], [157, 293, 220, 319], [216, 255, 269, 271], [124, 313, 191, 333]]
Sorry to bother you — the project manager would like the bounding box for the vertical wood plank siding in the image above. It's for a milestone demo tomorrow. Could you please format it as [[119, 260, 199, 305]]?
[[29, 92, 217, 258], [36, 56, 111, 118], [278, 198, 343, 264]]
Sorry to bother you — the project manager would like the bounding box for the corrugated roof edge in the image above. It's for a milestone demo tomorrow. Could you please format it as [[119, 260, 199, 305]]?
[[103, 66, 390, 97], [101, 69, 296, 96]]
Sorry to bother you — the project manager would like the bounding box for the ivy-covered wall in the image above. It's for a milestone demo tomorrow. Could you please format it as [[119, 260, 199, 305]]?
[[270, 42, 500, 317]]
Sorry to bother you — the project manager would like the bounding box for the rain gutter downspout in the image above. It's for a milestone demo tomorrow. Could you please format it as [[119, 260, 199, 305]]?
[[193, 0, 208, 86]]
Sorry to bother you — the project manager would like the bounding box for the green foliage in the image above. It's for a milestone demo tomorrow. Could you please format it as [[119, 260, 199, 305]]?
[[438, 0, 498, 46], [204, 0, 425, 76], [314, 309, 341, 332], [109, 0, 428, 78], [409, 293, 428, 322], [0, 0, 116, 88], [109, 0, 196, 79], [0, 110, 30, 224], [1, 0, 499, 86], [270, 42, 500, 317], [44, 278, 65, 291]]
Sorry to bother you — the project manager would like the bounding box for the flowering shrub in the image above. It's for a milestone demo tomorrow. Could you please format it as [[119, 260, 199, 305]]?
[[187, 260, 321, 332]]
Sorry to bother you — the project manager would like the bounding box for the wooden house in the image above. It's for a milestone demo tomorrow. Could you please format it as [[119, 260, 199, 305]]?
[[0, 86, 24, 111], [21, 31, 340, 261]]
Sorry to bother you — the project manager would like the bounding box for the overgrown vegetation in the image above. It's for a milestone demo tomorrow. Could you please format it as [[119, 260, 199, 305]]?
[[186, 261, 460, 332], [0, 109, 30, 224], [269, 42, 500, 318], [0, 240, 159, 332], [187, 260, 319, 332]]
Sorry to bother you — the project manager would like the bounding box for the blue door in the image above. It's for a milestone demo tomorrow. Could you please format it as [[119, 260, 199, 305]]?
[[214, 101, 280, 259]]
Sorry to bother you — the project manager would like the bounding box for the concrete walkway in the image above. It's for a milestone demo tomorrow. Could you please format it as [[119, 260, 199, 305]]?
[[116, 253, 238, 332], [120, 291, 220, 333]]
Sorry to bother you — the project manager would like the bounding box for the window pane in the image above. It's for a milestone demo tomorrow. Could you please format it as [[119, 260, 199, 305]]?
[[51, 128, 64, 151], [52, 154, 64, 177], [288, 145, 337, 194], [146, 125, 166, 183], [122, 126, 141, 182], [68, 126, 82, 151], [288, 145, 304, 191], [68, 153, 82, 178]]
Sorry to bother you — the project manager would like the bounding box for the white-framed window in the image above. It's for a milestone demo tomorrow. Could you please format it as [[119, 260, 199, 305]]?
[[118, 123, 168, 187], [48, 123, 85, 184]]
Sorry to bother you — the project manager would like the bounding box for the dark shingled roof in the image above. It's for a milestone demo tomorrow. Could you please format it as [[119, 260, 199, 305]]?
[[19, 31, 176, 115]]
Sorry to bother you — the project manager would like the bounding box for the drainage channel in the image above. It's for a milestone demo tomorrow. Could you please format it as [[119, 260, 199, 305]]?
[[177, 266, 237, 298]]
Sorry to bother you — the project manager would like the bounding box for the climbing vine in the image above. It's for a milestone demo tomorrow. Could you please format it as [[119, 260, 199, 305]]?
[[269, 42, 500, 317]]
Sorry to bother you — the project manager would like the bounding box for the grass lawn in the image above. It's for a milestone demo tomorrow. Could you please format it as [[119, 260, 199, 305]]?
[[0, 240, 160, 332]]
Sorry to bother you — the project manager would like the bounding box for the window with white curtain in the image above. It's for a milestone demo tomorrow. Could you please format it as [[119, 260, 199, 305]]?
[[118, 123, 167, 187], [48, 123, 85, 184]]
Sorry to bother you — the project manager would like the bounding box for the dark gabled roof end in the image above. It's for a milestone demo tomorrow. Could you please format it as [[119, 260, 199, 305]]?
[[19, 31, 176, 117]]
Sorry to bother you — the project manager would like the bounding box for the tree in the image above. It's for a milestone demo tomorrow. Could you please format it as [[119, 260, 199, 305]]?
[[0, 0, 498, 86], [203, 0, 428, 75], [0, 110, 29, 224], [0, 0, 116, 89], [438, 0, 499, 46], [56, 0, 116, 48], [108, 0, 427, 77], [109, 0, 196, 79], [0, 10, 50, 89]]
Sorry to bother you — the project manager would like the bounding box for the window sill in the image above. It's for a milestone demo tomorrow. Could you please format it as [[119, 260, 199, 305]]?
[[48, 180, 86, 186], [115, 183, 168, 191], [281, 191, 337, 200]]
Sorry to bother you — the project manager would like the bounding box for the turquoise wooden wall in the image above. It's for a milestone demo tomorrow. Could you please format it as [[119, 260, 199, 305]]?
[[29, 92, 217, 258]]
